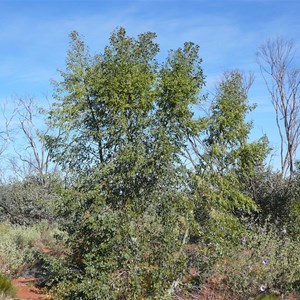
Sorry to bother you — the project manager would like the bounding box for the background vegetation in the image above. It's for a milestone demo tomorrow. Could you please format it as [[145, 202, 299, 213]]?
[[0, 28, 299, 300]]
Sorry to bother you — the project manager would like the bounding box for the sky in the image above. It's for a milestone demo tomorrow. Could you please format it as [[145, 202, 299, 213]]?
[[0, 0, 300, 170]]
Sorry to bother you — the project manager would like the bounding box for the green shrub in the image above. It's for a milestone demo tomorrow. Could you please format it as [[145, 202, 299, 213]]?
[[0, 222, 58, 276], [210, 222, 300, 299], [0, 175, 59, 226], [0, 223, 10, 236], [204, 209, 247, 256], [46, 191, 197, 300], [11, 226, 41, 249], [289, 199, 300, 241], [0, 273, 15, 298], [255, 294, 278, 300]]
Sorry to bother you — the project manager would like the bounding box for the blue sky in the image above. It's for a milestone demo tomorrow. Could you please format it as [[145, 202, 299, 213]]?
[[0, 0, 300, 169]]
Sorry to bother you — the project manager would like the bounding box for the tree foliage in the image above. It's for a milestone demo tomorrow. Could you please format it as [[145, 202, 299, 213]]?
[[45, 27, 205, 299], [190, 71, 269, 216], [48, 28, 203, 175], [0, 28, 299, 300]]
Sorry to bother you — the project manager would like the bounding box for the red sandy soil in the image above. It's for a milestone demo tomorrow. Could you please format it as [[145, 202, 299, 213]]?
[[12, 277, 51, 300], [10, 242, 299, 300], [11, 242, 52, 300], [12, 276, 300, 300]]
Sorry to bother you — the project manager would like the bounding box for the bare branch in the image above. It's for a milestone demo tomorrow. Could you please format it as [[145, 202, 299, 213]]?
[[257, 37, 300, 178], [8, 97, 60, 180], [0, 103, 17, 157]]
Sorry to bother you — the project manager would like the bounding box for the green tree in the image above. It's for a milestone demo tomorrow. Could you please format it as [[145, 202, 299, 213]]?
[[46, 27, 205, 299], [190, 71, 269, 213], [187, 71, 269, 258], [48, 27, 203, 202]]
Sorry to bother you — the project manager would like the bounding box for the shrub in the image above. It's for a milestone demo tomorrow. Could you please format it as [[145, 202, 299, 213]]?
[[0, 273, 15, 298], [0, 222, 58, 276], [46, 190, 197, 300], [204, 209, 247, 256], [0, 175, 59, 226], [210, 222, 300, 299]]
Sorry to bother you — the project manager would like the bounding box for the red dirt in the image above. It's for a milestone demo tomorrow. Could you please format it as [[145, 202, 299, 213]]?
[[10, 241, 56, 300], [12, 277, 51, 300]]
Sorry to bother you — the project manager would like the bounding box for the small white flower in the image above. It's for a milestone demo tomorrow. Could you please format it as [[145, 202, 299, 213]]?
[[260, 284, 267, 292], [240, 237, 246, 244]]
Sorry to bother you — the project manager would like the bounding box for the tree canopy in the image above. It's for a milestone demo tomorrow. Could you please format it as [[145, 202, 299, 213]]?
[[1, 28, 299, 300], [44, 27, 206, 299]]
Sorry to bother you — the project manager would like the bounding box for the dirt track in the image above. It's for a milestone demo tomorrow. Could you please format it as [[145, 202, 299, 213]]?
[[12, 277, 50, 300]]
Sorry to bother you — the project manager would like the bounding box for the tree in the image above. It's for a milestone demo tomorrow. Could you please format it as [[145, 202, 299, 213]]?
[[48, 29, 203, 172], [46, 28, 204, 205], [10, 97, 60, 180], [0, 103, 15, 177], [45, 27, 205, 299], [0, 98, 61, 225], [188, 71, 268, 213], [257, 37, 300, 178], [184, 71, 269, 261], [0, 97, 61, 183]]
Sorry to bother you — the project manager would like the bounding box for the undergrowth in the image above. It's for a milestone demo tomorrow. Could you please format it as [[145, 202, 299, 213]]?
[[0, 272, 15, 299], [0, 222, 59, 276]]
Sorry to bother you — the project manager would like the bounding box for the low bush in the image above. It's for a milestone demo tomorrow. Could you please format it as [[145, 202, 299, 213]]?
[[0, 175, 59, 226], [42, 189, 198, 300], [0, 273, 15, 298], [209, 222, 300, 300], [0, 226, 36, 275], [0, 222, 59, 276]]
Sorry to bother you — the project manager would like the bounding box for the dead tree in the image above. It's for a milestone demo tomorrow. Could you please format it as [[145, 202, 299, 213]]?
[[257, 37, 300, 178], [0, 104, 15, 157], [11, 97, 59, 180]]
